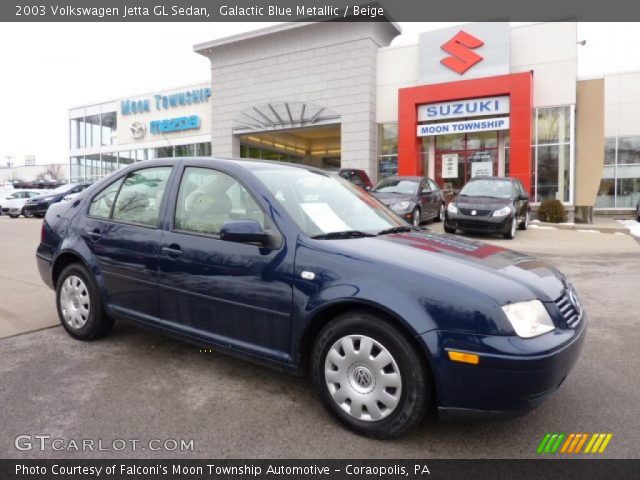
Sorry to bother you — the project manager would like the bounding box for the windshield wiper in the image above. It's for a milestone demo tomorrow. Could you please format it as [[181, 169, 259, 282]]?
[[311, 230, 376, 240], [377, 226, 415, 236]]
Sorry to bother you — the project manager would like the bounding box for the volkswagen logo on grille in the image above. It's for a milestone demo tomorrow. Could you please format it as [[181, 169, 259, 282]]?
[[353, 366, 372, 388], [471, 210, 477, 216], [568, 289, 582, 315], [130, 122, 147, 140]]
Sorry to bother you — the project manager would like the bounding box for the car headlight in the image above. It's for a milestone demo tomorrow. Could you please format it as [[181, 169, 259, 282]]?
[[390, 201, 412, 212], [41, 197, 54, 202], [492, 206, 512, 217], [502, 300, 555, 338], [447, 203, 458, 214]]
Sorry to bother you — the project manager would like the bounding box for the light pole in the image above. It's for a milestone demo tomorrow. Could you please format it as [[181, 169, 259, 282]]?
[[4, 155, 15, 168]]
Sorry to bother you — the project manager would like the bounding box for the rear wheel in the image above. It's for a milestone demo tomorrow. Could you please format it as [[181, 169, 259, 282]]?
[[8, 214, 18, 218], [311, 311, 432, 439], [56, 263, 113, 340], [23, 209, 33, 218]]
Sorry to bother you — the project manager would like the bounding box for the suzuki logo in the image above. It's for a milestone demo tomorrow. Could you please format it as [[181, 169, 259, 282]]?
[[440, 30, 484, 75]]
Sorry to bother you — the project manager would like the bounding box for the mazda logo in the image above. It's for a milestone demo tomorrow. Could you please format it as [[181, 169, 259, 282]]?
[[130, 122, 147, 140], [353, 366, 372, 388]]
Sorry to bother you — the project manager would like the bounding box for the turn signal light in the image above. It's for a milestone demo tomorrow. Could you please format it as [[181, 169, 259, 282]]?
[[447, 351, 479, 365]]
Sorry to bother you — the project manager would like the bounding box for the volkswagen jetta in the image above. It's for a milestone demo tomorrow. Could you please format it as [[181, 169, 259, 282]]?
[[36, 158, 585, 438]]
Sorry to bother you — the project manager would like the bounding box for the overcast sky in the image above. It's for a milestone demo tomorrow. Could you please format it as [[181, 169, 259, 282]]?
[[0, 22, 638, 166]]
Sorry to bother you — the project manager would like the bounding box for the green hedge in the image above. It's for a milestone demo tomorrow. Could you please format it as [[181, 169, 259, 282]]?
[[537, 198, 567, 223]]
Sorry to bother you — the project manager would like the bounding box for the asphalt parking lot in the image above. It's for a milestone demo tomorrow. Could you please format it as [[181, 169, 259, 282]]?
[[1, 216, 639, 459]]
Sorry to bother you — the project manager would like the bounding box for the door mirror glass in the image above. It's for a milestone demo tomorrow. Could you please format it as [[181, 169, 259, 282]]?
[[219, 220, 269, 245], [518, 193, 529, 201]]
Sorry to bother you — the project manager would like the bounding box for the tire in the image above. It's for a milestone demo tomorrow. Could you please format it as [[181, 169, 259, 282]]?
[[8, 214, 18, 219], [503, 217, 517, 240], [444, 223, 456, 234], [311, 310, 432, 439], [518, 211, 530, 230], [56, 263, 113, 340], [434, 203, 445, 222], [23, 209, 33, 218], [412, 208, 421, 228]]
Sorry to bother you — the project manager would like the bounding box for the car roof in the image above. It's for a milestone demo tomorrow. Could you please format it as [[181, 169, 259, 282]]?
[[379, 175, 425, 181], [467, 176, 518, 183]]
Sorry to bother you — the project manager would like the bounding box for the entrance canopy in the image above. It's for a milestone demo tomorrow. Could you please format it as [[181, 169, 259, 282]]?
[[232, 101, 340, 135]]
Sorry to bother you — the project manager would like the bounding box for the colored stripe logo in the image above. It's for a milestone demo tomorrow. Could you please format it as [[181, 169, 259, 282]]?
[[537, 433, 613, 454]]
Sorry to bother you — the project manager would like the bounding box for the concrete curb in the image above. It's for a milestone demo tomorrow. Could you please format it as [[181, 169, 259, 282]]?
[[530, 221, 628, 234]]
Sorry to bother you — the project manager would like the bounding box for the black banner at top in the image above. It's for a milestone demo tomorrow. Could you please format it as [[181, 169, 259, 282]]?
[[4, 0, 640, 22]]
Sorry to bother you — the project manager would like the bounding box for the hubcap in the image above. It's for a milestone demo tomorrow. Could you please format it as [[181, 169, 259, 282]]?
[[511, 218, 517, 237], [60, 275, 90, 329], [440, 204, 445, 219], [525, 212, 529, 228], [324, 335, 402, 422], [413, 210, 420, 227]]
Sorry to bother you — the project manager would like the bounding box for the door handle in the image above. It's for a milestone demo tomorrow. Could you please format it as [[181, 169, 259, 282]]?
[[162, 245, 183, 257], [87, 229, 101, 241]]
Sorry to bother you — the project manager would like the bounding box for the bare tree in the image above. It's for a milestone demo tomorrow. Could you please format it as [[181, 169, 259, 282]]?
[[42, 164, 65, 181]]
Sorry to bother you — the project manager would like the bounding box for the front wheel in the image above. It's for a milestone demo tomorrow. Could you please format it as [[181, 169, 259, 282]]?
[[311, 311, 432, 439], [56, 263, 113, 340], [444, 223, 456, 234], [518, 211, 529, 230], [504, 217, 517, 239], [434, 203, 445, 222], [8, 214, 18, 219], [23, 209, 33, 218], [412, 208, 421, 228]]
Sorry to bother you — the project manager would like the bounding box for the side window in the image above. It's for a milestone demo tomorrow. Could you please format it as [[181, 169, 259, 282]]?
[[429, 179, 439, 191], [111, 167, 172, 226], [89, 179, 123, 219], [174, 167, 265, 236], [421, 181, 431, 193]]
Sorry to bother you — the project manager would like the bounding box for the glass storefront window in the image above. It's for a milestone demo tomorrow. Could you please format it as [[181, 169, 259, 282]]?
[[70, 118, 84, 149], [101, 112, 117, 146], [378, 123, 398, 156], [70, 156, 84, 182], [466, 130, 498, 150], [617, 136, 640, 165], [85, 154, 101, 181], [532, 106, 573, 203], [155, 146, 174, 158], [596, 136, 640, 208], [118, 151, 134, 169], [196, 142, 212, 156], [537, 106, 570, 145], [604, 138, 616, 165], [175, 144, 195, 157], [377, 155, 398, 178], [435, 134, 465, 151], [102, 153, 118, 174], [536, 145, 570, 202], [85, 115, 101, 148]]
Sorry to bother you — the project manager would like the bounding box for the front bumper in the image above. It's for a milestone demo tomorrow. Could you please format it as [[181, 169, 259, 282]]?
[[420, 314, 586, 417], [23, 203, 50, 216], [445, 211, 511, 233]]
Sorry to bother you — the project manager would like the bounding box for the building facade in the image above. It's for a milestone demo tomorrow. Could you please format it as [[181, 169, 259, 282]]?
[[70, 21, 640, 219]]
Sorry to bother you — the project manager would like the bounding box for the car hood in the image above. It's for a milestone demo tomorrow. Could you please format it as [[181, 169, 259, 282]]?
[[454, 195, 512, 209], [332, 230, 566, 304], [370, 192, 414, 206]]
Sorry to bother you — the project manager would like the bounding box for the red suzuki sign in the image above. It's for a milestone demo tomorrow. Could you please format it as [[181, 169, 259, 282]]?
[[440, 30, 484, 75]]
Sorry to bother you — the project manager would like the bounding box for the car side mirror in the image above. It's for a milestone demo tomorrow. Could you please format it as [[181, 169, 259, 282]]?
[[453, 189, 460, 196], [518, 194, 529, 201], [219, 220, 269, 245]]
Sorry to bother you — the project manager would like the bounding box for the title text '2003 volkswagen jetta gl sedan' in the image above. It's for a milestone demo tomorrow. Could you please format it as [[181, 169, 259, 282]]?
[[36, 158, 586, 439]]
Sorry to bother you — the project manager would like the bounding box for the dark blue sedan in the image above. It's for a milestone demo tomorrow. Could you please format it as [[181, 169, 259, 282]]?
[[36, 158, 586, 438]]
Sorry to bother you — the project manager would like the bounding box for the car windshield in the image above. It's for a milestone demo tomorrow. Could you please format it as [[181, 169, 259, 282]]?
[[252, 168, 405, 237], [372, 178, 419, 195], [460, 180, 514, 199]]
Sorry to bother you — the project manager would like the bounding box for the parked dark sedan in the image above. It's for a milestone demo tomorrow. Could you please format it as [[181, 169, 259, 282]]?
[[445, 177, 530, 239], [24, 182, 91, 217], [36, 159, 585, 439], [370, 176, 445, 227]]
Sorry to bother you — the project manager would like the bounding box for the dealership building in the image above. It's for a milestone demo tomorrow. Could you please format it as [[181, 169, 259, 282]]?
[[69, 21, 640, 220]]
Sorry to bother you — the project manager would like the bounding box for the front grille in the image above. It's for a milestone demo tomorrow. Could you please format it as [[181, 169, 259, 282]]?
[[459, 208, 492, 217], [554, 290, 582, 329], [457, 219, 500, 231]]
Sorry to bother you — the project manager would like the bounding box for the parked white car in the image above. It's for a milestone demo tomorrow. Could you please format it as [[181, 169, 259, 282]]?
[[1, 189, 49, 217]]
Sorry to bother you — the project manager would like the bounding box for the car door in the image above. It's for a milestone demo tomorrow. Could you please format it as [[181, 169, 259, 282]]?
[[83, 165, 173, 319], [157, 165, 293, 362], [514, 180, 528, 222], [418, 179, 437, 219]]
